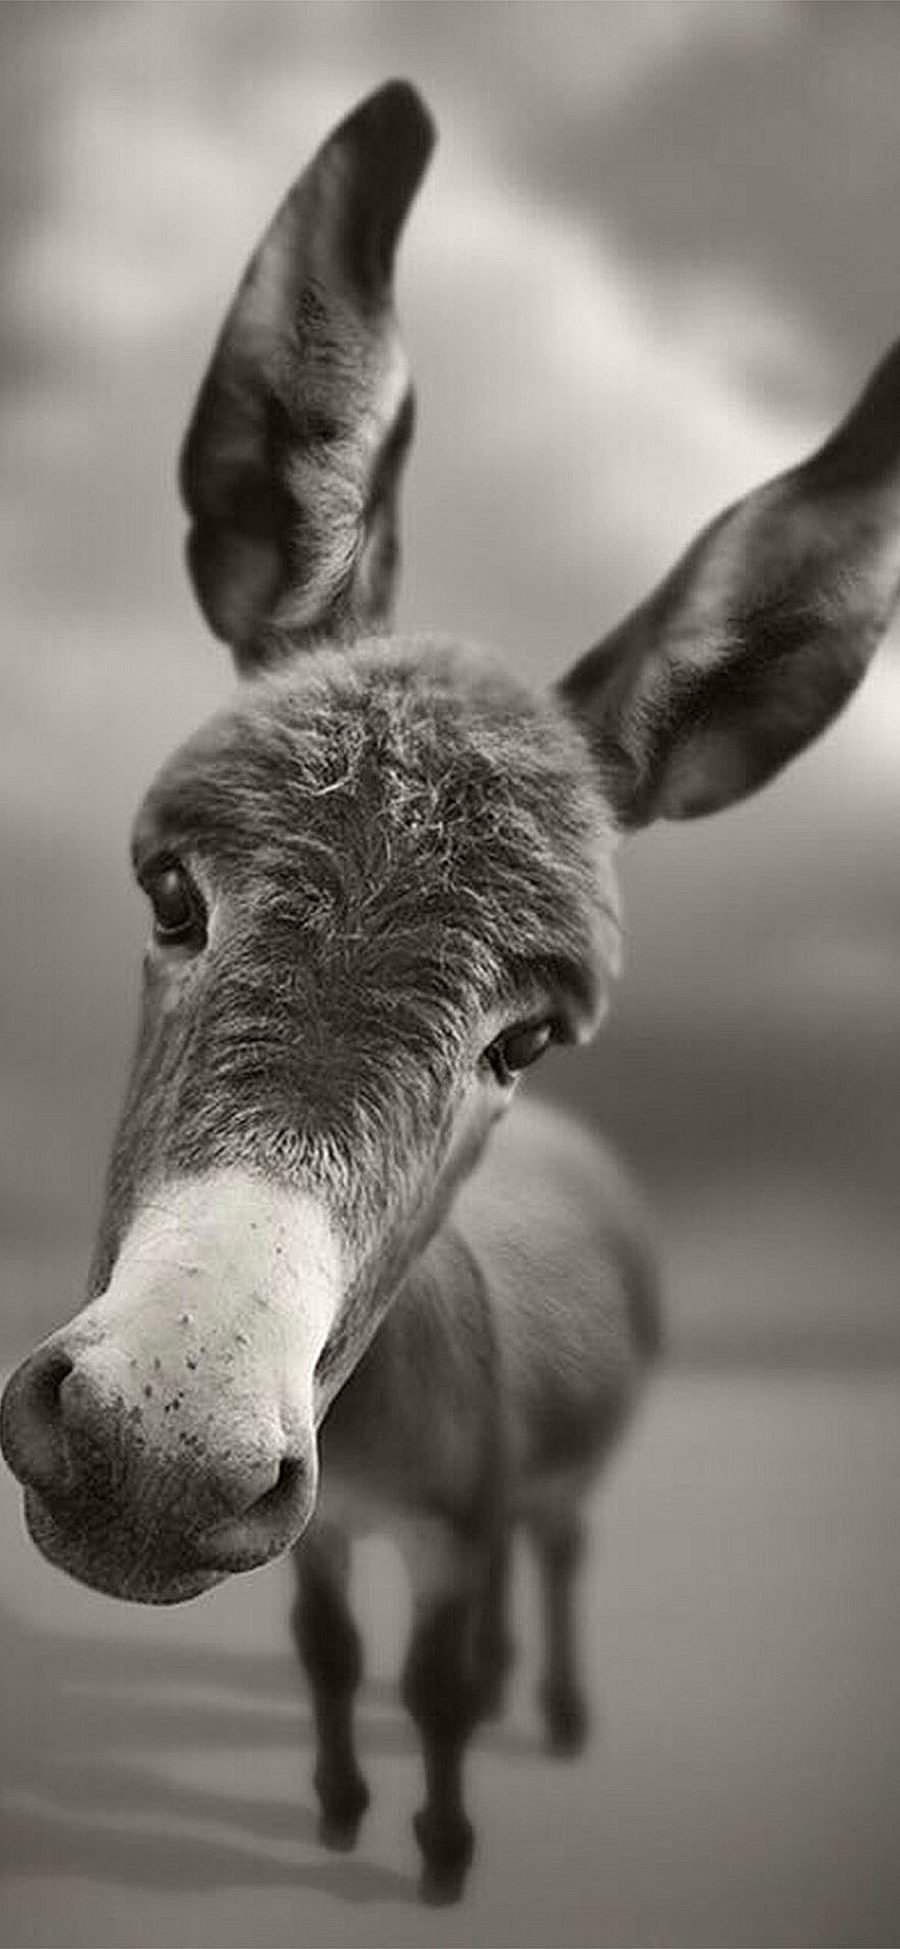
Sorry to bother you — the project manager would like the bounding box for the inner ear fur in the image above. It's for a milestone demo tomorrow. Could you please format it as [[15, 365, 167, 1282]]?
[[180, 80, 435, 672], [558, 340, 900, 826]]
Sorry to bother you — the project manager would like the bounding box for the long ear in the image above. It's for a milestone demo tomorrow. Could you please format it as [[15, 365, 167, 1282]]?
[[179, 80, 435, 672], [558, 342, 900, 826]]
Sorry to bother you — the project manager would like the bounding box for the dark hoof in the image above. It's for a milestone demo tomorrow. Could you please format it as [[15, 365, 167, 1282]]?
[[541, 1684, 590, 1756], [319, 1808, 365, 1851], [413, 1807, 474, 1905], [315, 1771, 370, 1850], [419, 1859, 470, 1905]]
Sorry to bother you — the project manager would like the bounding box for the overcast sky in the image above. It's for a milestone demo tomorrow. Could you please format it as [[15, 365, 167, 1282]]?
[[2, 1, 899, 1358]]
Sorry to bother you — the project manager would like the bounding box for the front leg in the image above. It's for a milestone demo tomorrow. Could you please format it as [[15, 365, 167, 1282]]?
[[399, 1519, 485, 1905], [291, 1522, 370, 1850], [473, 1522, 514, 1719], [528, 1504, 590, 1755]]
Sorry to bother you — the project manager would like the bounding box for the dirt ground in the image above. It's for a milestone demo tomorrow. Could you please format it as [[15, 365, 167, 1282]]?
[[2, 1371, 898, 1949]]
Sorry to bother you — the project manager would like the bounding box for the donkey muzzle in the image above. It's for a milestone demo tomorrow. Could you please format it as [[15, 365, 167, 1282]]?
[[0, 1172, 342, 1602], [0, 1331, 317, 1602]]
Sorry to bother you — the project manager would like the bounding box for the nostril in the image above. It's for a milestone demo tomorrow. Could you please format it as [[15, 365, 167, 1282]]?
[[250, 1455, 304, 1525], [198, 1453, 316, 1571], [32, 1346, 74, 1413], [0, 1344, 75, 1492]]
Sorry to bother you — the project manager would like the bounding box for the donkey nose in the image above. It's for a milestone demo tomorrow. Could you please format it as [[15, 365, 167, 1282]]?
[[0, 1342, 75, 1495], [0, 1338, 290, 1523]]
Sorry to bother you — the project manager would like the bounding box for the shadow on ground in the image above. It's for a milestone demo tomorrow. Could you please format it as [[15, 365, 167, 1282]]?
[[0, 1601, 544, 1905]]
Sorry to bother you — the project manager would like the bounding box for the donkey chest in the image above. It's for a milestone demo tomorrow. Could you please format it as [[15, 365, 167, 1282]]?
[[314, 1454, 412, 1538], [316, 1267, 498, 1533], [315, 1399, 483, 1542]]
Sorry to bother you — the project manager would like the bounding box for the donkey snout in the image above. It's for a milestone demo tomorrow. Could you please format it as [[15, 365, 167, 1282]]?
[[1, 1331, 314, 1599], [2, 1334, 283, 1508]]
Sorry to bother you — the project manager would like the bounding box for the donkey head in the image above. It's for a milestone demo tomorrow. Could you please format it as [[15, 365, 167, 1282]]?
[[3, 82, 899, 1602]]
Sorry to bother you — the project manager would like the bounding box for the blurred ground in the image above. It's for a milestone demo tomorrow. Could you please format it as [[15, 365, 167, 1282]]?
[[2, 1370, 899, 1949]]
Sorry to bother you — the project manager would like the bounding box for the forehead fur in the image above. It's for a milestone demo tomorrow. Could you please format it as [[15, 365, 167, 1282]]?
[[137, 636, 621, 1024]]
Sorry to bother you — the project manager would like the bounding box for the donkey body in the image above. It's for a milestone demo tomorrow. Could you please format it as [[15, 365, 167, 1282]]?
[[3, 81, 899, 1904], [299, 1098, 657, 1891]]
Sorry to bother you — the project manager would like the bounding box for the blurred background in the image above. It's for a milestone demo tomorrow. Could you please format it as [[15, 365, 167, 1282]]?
[[1, 6, 898, 1947]]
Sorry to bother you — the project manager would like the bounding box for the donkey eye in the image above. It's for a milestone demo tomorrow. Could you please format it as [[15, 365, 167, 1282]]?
[[483, 1019, 557, 1087], [143, 860, 206, 949]]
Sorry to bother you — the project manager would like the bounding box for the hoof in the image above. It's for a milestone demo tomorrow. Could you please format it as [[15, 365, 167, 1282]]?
[[315, 1771, 370, 1850], [318, 1808, 365, 1852], [419, 1859, 469, 1905], [541, 1684, 590, 1756], [413, 1807, 474, 1905]]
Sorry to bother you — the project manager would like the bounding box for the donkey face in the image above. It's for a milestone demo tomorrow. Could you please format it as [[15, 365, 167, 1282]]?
[[3, 81, 899, 1602], [3, 643, 618, 1604]]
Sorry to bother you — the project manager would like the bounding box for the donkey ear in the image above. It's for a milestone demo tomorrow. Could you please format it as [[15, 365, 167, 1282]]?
[[179, 80, 435, 672], [558, 342, 900, 826]]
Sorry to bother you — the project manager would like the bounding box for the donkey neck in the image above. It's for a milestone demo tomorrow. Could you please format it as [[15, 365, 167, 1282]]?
[[318, 1216, 501, 1531]]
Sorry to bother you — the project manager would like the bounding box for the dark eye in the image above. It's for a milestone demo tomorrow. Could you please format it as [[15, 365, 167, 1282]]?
[[143, 860, 206, 949], [483, 1018, 558, 1087]]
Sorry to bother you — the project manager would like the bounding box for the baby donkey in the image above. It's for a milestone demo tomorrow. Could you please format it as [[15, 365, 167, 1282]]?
[[3, 82, 900, 1904]]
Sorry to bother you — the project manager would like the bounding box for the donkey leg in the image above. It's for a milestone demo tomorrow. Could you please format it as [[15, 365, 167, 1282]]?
[[529, 1501, 590, 1756], [291, 1522, 370, 1850], [473, 1522, 515, 1719], [400, 1521, 484, 1905]]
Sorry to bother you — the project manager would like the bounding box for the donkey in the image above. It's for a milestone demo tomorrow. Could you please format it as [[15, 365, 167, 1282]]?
[[2, 79, 899, 1904]]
